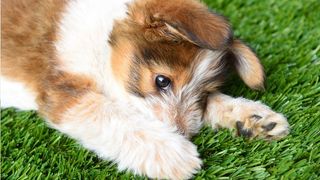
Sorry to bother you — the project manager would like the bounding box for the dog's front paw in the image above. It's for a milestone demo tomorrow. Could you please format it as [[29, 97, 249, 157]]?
[[232, 99, 290, 140], [116, 130, 202, 179], [145, 139, 202, 179]]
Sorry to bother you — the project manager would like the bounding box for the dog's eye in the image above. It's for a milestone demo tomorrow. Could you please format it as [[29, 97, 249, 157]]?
[[155, 75, 171, 90]]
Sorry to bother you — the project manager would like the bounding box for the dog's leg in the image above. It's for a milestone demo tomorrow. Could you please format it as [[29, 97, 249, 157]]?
[[204, 93, 290, 139], [49, 92, 201, 179]]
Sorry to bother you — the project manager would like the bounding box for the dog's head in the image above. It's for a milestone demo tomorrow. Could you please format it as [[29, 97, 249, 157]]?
[[110, 0, 264, 136]]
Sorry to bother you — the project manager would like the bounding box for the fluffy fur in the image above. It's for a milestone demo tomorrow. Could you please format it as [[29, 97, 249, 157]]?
[[1, 0, 289, 179], [1, 76, 38, 109]]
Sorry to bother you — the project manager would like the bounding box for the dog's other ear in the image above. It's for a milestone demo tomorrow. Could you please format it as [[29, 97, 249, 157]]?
[[229, 39, 265, 90], [128, 0, 232, 50]]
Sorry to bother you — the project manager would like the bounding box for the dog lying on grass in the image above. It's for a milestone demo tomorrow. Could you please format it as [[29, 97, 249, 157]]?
[[1, 0, 290, 179]]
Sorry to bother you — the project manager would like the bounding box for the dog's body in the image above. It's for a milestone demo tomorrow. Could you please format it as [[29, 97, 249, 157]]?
[[1, 0, 290, 179]]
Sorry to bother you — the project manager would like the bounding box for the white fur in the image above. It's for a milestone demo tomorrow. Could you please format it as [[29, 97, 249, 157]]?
[[55, 0, 131, 97], [0, 76, 38, 110], [193, 50, 224, 79], [50, 92, 201, 179], [187, 50, 225, 89]]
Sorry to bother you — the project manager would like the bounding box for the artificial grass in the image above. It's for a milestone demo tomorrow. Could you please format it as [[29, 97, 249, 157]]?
[[1, 0, 319, 179]]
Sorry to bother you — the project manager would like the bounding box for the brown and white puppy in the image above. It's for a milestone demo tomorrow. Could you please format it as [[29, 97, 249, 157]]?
[[1, 0, 290, 179]]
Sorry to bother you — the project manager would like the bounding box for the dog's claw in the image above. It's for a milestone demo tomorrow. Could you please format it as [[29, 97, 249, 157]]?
[[262, 122, 277, 131], [236, 121, 253, 138]]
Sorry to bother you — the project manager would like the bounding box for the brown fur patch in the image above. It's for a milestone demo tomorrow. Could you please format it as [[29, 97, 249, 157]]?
[[37, 72, 98, 123], [128, 0, 232, 50], [231, 40, 265, 90], [1, 0, 99, 123], [2, 0, 67, 90], [111, 39, 135, 89]]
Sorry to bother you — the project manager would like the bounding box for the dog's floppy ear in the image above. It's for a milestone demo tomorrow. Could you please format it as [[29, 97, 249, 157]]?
[[229, 40, 265, 90], [128, 0, 232, 50]]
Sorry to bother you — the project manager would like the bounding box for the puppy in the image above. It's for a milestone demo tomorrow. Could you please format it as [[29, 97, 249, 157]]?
[[1, 0, 290, 179]]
